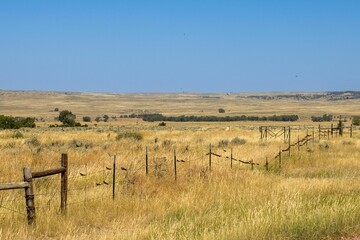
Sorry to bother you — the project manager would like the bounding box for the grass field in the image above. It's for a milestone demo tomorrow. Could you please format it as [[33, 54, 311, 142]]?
[[0, 91, 359, 239]]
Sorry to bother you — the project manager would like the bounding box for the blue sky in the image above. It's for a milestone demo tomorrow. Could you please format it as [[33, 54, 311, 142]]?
[[0, 1, 359, 93]]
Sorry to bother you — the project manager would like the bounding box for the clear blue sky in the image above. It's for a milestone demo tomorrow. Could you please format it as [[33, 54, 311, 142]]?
[[0, 1, 359, 93]]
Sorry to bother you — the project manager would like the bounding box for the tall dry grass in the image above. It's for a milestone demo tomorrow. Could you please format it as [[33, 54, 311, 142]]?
[[0, 126, 359, 239]]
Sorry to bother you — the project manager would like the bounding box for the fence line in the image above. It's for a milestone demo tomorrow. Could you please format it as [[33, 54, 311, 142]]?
[[0, 124, 357, 225]]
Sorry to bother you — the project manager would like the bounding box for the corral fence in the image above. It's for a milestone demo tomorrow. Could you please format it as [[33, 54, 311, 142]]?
[[260, 121, 354, 142]]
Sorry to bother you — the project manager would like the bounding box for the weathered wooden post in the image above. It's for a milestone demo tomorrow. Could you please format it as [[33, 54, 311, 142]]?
[[312, 127, 315, 143], [23, 167, 35, 225], [209, 144, 212, 171], [327, 129, 330, 140], [60, 153, 68, 214], [145, 146, 149, 176], [288, 128, 291, 157], [174, 148, 177, 182], [350, 124, 353, 138], [279, 147, 282, 170], [283, 127, 286, 143], [297, 135, 300, 151], [306, 129, 309, 146], [112, 155, 116, 200], [338, 120, 344, 136], [265, 126, 268, 140], [331, 123, 334, 137], [265, 157, 269, 172], [318, 124, 321, 140], [260, 126, 263, 141]]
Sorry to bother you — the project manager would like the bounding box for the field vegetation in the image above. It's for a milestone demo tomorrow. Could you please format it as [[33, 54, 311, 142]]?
[[0, 91, 359, 239]]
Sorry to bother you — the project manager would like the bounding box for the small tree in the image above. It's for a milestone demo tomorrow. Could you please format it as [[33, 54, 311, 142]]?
[[218, 108, 225, 113], [54, 108, 59, 112], [103, 115, 109, 122], [353, 116, 360, 126], [83, 116, 91, 122], [95, 116, 102, 122], [59, 110, 76, 126]]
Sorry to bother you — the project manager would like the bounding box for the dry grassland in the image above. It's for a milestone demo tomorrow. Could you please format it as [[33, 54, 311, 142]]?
[[0, 91, 359, 239]]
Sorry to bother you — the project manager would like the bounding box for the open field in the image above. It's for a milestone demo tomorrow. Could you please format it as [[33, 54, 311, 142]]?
[[1, 91, 360, 239]]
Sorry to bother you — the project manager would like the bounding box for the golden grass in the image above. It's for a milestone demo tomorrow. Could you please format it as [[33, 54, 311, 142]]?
[[1, 91, 359, 239], [0, 125, 359, 239]]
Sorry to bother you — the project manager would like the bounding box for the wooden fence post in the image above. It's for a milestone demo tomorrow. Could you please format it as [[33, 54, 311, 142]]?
[[312, 127, 315, 143], [145, 146, 149, 176], [174, 148, 177, 182], [350, 124, 353, 138], [265, 127, 268, 140], [279, 147, 282, 170], [60, 153, 68, 214], [288, 128, 291, 157], [265, 157, 269, 172], [112, 155, 116, 200], [283, 127, 286, 143], [23, 167, 35, 225], [209, 144, 212, 171], [297, 135, 300, 151], [318, 125, 321, 140], [331, 123, 334, 137], [230, 148, 233, 169]]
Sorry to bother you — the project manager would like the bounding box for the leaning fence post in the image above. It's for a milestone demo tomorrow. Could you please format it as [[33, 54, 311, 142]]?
[[112, 155, 116, 200], [23, 167, 35, 225], [209, 144, 212, 172], [174, 148, 177, 182], [60, 153, 68, 214], [145, 146, 149, 176]]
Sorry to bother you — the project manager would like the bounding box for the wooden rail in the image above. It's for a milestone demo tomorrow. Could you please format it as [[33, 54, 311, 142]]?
[[0, 181, 29, 190], [32, 167, 66, 179]]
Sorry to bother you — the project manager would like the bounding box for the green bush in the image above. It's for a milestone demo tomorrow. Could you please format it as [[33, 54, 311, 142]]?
[[218, 139, 229, 148], [12, 131, 24, 139], [116, 131, 143, 141], [0, 115, 36, 129], [353, 116, 360, 126], [218, 108, 225, 113], [158, 122, 166, 126], [83, 116, 91, 122], [59, 110, 76, 126]]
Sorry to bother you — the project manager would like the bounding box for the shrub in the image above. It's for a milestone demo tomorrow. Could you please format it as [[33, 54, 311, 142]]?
[[116, 131, 143, 141], [353, 116, 360, 126], [12, 131, 24, 139], [159, 122, 166, 126], [95, 116, 102, 122], [103, 115, 109, 122], [311, 114, 333, 122], [83, 116, 91, 122], [59, 110, 76, 126], [218, 108, 225, 113], [230, 137, 246, 145], [0, 115, 36, 129], [25, 136, 41, 147], [218, 139, 229, 148], [54, 108, 59, 112]]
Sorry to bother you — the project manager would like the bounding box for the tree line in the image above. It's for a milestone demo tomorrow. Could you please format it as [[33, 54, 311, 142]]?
[[139, 114, 299, 122], [0, 115, 36, 129]]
